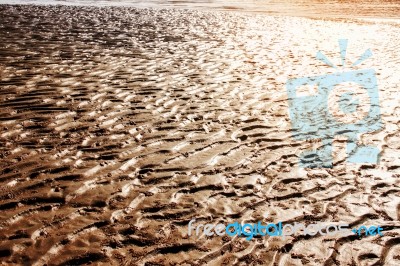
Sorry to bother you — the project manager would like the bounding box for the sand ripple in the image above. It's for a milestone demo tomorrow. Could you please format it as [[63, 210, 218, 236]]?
[[0, 5, 399, 265]]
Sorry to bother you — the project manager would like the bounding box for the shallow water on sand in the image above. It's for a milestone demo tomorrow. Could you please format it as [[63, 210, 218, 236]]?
[[0, 4, 399, 265], [0, 0, 400, 18]]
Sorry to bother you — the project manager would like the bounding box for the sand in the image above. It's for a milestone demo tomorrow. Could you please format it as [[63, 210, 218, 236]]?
[[0, 4, 399, 265]]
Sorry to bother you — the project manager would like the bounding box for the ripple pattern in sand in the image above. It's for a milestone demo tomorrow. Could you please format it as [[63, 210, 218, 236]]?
[[0, 5, 399, 265]]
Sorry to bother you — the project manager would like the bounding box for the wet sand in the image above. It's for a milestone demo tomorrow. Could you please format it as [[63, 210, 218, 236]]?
[[0, 4, 399, 265], [2, 0, 400, 19]]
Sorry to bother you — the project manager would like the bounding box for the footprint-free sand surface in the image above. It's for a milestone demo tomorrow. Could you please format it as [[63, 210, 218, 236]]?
[[0, 4, 399, 265]]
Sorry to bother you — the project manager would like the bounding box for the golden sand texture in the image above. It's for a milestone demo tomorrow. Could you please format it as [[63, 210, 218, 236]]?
[[0, 5, 399, 265]]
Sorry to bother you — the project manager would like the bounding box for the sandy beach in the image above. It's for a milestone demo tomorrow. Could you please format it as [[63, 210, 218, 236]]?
[[0, 4, 399, 265]]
